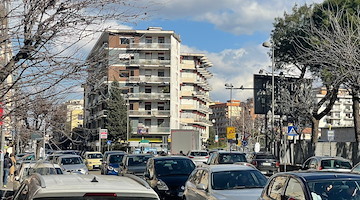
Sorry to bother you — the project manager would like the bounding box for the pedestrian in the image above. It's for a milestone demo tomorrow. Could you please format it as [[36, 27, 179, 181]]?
[[3, 152, 12, 188], [9, 153, 16, 181]]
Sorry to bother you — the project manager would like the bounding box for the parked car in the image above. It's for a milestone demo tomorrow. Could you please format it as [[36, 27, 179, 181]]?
[[249, 152, 279, 175], [12, 173, 160, 200], [205, 151, 247, 165], [301, 156, 352, 172], [184, 164, 267, 200], [144, 156, 196, 200], [57, 155, 88, 174], [351, 162, 360, 174], [16, 153, 35, 167], [119, 154, 153, 176], [101, 152, 126, 175], [259, 171, 360, 200], [187, 150, 209, 165], [83, 151, 103, 170]]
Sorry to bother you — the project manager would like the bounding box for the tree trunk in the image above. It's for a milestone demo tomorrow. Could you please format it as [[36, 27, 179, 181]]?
[[311, 117, 320, 143], [352, 89, 360, 143]]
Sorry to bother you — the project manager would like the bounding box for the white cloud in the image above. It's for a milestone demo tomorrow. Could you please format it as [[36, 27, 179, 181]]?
[[181, 44, 272, 102], [154, 0, 323, 34]]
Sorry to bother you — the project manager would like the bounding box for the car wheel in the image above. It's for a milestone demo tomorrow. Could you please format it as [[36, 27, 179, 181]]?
[[101, 169, 104, 175]]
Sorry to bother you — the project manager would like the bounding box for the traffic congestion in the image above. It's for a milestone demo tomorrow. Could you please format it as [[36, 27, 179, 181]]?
[[2, 148, 360, 200]]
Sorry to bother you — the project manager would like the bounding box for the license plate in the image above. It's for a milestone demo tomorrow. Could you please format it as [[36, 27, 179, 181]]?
[[262, 163, 271, 166], [94, 165, 99, 168], [178, 192, 184, 197]]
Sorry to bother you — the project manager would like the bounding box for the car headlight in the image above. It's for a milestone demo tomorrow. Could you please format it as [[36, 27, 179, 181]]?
[[80, 168, 88, 174], [107, 166, 118, 172], [157, 180, 169, 191]]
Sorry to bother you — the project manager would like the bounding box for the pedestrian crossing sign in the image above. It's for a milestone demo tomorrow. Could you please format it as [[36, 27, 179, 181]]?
[[287, 126, 298, 136]]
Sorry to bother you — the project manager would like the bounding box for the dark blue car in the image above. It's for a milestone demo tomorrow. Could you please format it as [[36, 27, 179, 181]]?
[[101, 152, 126, 175], [259, 171, 360, 200]]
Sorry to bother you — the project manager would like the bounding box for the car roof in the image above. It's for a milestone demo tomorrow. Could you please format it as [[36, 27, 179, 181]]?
[[152, 156, 193, 161], [30, 174, 158, 198], [308, 156, 351, 161], [85, 151, 102, 154], [216, 151, 246, 154], [200, 164, 257, 172], [189, 150, 208, 152], [276, 171, 360, 181], [58, 155, 82, 159], [127, 154, 153, 157]]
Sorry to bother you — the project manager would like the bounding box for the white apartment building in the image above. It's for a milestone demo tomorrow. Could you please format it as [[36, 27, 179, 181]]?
[[84, 27, 212, 144], [317, 88, 356, 128], [179, 53, 213, 142]]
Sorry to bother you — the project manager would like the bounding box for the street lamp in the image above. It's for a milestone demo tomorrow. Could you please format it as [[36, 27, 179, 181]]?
[[212, 119, 219, 147], [262, 41, 275, 153], [225, 83, 234, 126]]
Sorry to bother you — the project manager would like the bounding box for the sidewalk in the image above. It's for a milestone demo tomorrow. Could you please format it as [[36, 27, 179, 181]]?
[[2, 177, 14, 191]]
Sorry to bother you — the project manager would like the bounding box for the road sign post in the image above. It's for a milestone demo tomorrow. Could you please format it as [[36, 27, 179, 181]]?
[[327, 130, 335, 156], [99, 129, 108, 152]]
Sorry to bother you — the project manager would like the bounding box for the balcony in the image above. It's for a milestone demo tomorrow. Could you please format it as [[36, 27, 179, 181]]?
[[129, 43, 171, 50], [194, 118, 213, 126], [96, 110, 108, 118], [181, 104, 196, 110], [344, 109, 353, 113], [129, 59, 171, 66], [181, 77, 196, 83], [94, 76, 108, 89], [198, 105, 212, 114], [197, 67, 213, 78], [128, 110, 170, 117], [181, 91, 193, 97], [128, 93, 170, 100], [130, 126, 170, 135]]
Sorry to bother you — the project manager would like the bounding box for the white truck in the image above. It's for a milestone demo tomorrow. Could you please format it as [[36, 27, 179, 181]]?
[[170, 129, 201, 155]]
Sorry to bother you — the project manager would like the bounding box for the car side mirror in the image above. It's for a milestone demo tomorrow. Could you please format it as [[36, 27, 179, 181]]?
[[196, 183, 207, 191], [144, 173, 152, 179]]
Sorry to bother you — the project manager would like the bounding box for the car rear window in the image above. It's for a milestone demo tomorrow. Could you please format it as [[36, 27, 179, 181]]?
[[61, 157, 83, 165], [88, 154, 103, 159], [155, 159, 195, 176], [109, 154, 125, 163], [255, 154, 276, 159], [212, 170, 267, 190], [219, 153, 247, 164], [190, 152, 208, 156], [321, 159, 352, 169]]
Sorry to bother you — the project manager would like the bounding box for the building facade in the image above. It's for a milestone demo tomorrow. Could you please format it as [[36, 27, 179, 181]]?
[[65, 100, 84, 131], [317, 88, 357, 128], [179, 53, 213, 143], [84, 27, 212, 145]]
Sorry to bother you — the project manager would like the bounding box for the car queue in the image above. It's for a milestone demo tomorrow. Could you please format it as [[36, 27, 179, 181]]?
[[7, 149, 360, 200]]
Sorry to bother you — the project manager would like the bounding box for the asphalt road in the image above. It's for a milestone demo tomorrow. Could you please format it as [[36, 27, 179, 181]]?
[[89, 169, 101, 175]]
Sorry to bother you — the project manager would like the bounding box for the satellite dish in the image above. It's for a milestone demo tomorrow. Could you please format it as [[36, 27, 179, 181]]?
[[254, 142, 261, 153]]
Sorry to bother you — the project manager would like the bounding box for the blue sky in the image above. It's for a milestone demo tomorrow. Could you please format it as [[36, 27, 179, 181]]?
[[76, 0, 323, 102]]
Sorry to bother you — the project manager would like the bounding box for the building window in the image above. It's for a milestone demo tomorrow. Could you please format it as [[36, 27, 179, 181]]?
[[158, 70, 165, 77], [157, 119, 165, 126], [145, 52, 152, 59], [158, 37, 165, 43], [145, 37, 152, 43], [158, 52, 165, 60], [78, 115, 83, 120], [145, 102, 151, 110], [120, 37, 130, 44], [145, 69, 152, 77], [130, 70, 135, 76], [158, 102, 165, 110], [119, 70, 129, 77], [145, 87, 152, 93], [130, 103, 134, 110]]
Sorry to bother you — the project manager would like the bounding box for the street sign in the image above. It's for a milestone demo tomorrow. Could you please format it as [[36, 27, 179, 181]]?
[[287, 126, 298, 136], [327, 130, 335, 142], [226, 127, 236, 139], [242, 140, 248, 146], [215, 135, 219, 143], [107, 140, 112, 145], [99, 129, 108, 139], [254, 142, 261, 153]]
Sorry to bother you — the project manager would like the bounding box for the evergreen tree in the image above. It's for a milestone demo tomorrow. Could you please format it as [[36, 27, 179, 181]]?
[[106, 82, 127, 141]]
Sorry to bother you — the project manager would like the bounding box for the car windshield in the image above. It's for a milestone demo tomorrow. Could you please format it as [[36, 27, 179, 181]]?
[[109, 154, 124, 163], [88, 154, 103, 159], [212, 170, 267, 190], [321, 159, 352, 169], [308, 180, 360, 200], [255, 154, 276, 159], [190, 152, 208, 156], [218, 153, 247, 164], [127, 156, 151, 166], [155, 159, 195, 176], [35, 167, 59, 175], [34, 197, 159, 200], [61, 157, 83, 165]]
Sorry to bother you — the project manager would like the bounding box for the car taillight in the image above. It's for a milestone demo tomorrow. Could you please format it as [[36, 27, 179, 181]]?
[[188, 156, 194, 158], [319, 166, 323, 170], [84, 193, 117, 197], [252, 161, 257, 165], [205, 156, 209, 158], [276, 162, 280, 167]]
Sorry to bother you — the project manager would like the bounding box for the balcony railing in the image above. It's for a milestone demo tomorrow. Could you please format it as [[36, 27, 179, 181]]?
[[131, 126, 170, 134], [129, 110, 170, 117], [129, 59, 171, 66], [194, 118, 212, 126], [129, 93, 170, 100], [129, 43, 171, 49]]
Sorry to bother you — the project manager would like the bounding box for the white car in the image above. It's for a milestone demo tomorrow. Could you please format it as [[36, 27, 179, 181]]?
[[12, 173, 160, 199], [184, 165, 268, 200], [57, 155, 88, 174], [187, 150, 209, 165]]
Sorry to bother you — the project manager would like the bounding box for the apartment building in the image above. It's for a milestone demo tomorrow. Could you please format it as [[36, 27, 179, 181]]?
[[317, 88, 356, 128], [179, 53, 213, 142], [65, 100, 84, 131], [84, 27, 212, 145], [210, 100, 242, 138]]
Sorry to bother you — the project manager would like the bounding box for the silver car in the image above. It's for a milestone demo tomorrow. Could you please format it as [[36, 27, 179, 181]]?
[[301, 156, 352, 172], [184, 165, 267, 200], [57, 155, 88, 174], [187, 150, 209, 166]]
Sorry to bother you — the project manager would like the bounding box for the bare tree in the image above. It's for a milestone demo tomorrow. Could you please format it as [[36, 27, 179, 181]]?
[[0, 0, 151, 121]]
